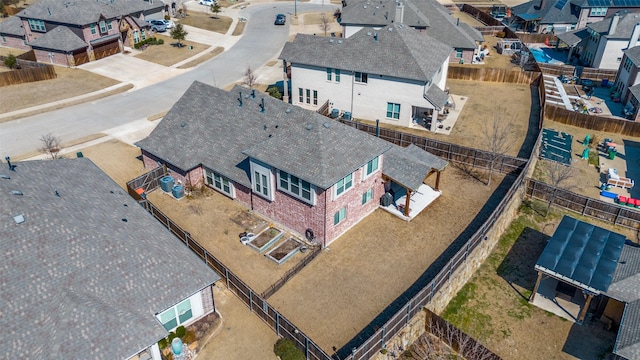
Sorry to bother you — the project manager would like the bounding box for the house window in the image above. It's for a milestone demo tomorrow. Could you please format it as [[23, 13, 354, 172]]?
[[313, 90, 318, 105], [326, 68, 332, 81], [278, 170, 313, 203], [251, 162, 273, 200], [299, 88, 303, 102], [335, 69, 341, 82], [335, 173, 353, 197], [365, 156, 379, 176], [617, 57, 622, 63], [255, 171, 269, 197], [28, 19, 46, 32], [334, 207, 347, 225], [107, 21, 113, 30], [386, 102, 401, 119], [624, 57, 633, 72], [205, 169, 233, 197], [90, 23, 97, 35], [355, 72, 368, 83], [306, 89, 311, 104], [455, 49, 463, 58], [158, 299, 192, 331], [133, 30, 140, 43], [99, 20, 107, 33], [590, 7, 607, 16], [362, 188, 373, 205]]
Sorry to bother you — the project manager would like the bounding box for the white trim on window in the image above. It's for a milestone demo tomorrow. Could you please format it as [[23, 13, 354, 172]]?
[[28, 19, 46, 32], [334, 206, 347, 225], [364, 156, 379, 179], [362, 188, 373, 205], [334, 173, 353, 198], [250, 160, 274, 201], [205, 168, 235, 198], [278, 170, 316, 205]]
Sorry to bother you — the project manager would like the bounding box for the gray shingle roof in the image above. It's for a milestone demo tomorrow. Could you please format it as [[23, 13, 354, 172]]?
[[17, 0, 162, 26], [28, 25, 87, 51], [0, 16, 25, 37], [136, 81, 392, 190], [556, 28, 589, 47], [605, 244, 640, 360], [630, 83, 640, 101], [382, 144, 448, 190], [0, 158, 220, 360], [340, 0, 482, 49], [625, 45, 640, 65], [589, 12, 640, 39], [424, 85, 448, 110], [616, 299, 640, 360], [280, 24, 452, 82], [511, 0, 578, 25]]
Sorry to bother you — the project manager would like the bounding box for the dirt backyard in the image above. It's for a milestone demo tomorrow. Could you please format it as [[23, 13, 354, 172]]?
[[442, 200, 637, 360]]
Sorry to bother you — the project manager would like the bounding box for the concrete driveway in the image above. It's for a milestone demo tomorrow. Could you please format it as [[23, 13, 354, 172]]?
[[78, 53, 187, 89]]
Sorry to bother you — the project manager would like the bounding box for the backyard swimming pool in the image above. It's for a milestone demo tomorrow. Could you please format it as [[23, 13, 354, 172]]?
[[529, 47, 564, 64]]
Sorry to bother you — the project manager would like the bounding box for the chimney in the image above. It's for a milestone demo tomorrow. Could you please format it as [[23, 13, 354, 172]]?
[[395, 2, 404, 24], [629, 23, 640, 48], [609, 13, 620, 35]]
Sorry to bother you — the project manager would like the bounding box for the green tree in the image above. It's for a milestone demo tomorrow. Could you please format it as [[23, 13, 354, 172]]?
[[3, 54, 17, 69], [267, 86, 282, 100], [210, 3, 221, 18], [170, 23, 188, 47]]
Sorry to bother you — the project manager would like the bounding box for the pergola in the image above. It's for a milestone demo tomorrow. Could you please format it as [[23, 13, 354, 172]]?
[[382, 144, 448, 218], [530, 216, 625, 322]]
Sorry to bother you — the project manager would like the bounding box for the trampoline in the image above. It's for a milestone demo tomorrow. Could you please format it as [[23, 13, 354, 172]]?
[[541, 128, 573, 165]]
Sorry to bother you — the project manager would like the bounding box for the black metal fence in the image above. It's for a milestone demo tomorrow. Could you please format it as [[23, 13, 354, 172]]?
[[525, 178, 640, 230], [337, 120, 529, 175], [261, 245, 322, 299]]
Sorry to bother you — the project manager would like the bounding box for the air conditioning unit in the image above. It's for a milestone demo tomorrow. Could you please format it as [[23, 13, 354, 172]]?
[[160, 176, 174, 192], [172, 184, 185, 199]]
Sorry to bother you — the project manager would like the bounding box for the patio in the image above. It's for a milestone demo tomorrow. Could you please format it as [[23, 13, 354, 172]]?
[[530, 276, 584, 322], [381, 184, 441, 221]]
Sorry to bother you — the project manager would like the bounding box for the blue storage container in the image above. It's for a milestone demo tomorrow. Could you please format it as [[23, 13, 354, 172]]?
[[160, 176, 174, 192], [172, 184, 185, 199]]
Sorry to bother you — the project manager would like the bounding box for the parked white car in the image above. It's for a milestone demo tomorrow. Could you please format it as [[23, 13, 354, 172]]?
[[199, 0, 217, 5], [162, 19, 175, 29]]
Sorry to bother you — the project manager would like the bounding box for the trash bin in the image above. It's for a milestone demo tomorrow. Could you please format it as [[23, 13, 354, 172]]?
[[76, 151, 83, 158], [608, 150, 616, 160]]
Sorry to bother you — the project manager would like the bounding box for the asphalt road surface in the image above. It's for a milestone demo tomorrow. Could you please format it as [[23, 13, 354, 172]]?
[[0, 2, 336, 157]]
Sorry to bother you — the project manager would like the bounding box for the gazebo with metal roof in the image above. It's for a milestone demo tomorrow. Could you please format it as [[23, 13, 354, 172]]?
[[530, 216, 626, 322]]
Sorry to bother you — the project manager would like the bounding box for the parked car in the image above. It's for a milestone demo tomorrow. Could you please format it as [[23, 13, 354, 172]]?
[[162, 19, 175, 29], [147, 20, 167, 32], [199, 0, 217, 5], [275, 14, 286, 25]]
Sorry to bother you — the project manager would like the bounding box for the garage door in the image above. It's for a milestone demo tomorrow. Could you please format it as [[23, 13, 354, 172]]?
[[93, 39, 120, 60], [73, 51, 90, 66]]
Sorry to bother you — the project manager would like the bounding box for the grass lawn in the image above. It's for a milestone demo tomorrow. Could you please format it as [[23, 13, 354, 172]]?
[[134, 35, 208, 67], [0, 66, 121, 119], [441, 200, 628, 360], [177, 12, 233, 34]]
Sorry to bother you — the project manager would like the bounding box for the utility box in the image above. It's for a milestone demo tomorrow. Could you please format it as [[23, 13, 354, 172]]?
[[160, 176, 174, 192]]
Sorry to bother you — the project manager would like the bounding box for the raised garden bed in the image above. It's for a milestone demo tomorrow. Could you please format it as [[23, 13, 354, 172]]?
[[247, 227, 284, 252], [265, 237, 303, 264]]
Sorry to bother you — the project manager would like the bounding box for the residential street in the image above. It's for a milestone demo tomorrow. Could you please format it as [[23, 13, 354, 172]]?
[[0, 2, 337, 157]]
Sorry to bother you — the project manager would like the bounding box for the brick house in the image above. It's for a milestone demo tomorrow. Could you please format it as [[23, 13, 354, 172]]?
[[0, 0, 164, 66], [279, 24, 453, 132], [612, 45, 640, 120], [1, 158, 221, 360], [339, 0, 484, 64], [136, 81, 448, 247], [0, 16, 30, 51]]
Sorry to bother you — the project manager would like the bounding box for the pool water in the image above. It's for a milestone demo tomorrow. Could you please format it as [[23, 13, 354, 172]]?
[[529, 47, 564, 64]]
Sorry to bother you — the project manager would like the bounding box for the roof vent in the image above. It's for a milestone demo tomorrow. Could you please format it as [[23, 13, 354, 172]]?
[[0, 174, 9, 179], [13, 214, 25, 224], [364, 5, 367, 8], [329, 39, 334, 43], [251, 89, 256, 98], [259, 98, 265, 113], [121, 218, 128, 222], [285, 108, 291, 113], [338, 40, 343, 43], [275, 124, 279, 128], [323, 122, 330, 128], [238, 91, 243, 107], [5, 156, 16, 172], [11, 190, 23, 196], [367, 31, 372, 36], [180, 121, 187, 127], [305, 124, 313, 130], [55, 190, 60, 197]]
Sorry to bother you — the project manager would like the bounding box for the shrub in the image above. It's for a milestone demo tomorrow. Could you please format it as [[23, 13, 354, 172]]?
[[267, 86, 282, 100], [274, 338, 305, 360], [165, 15, 170, 20], [167, 331, 177, 342], [4, 54, 17, 69], [158, 38, 164, 45], [496, 31, 505, 38], [176, 325, 186, 338], [158, 337, 168, 349], [182, 329, 197, 344]]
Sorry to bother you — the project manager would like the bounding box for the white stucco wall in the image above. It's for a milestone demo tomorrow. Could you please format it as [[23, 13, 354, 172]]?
[[594, 38, 627, 69], [290, 63, 442, 127]]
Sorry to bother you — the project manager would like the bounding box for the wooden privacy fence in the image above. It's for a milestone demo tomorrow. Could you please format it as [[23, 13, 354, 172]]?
[[17, 50, 37, 62], [0, 56, 56, 87], [447, 66, 540, 84], [424, 309, 502, 360], [537, 63, 616, 82], [544, 104, 640, 136], [525, 178, 640, 230], [337, 120, 529, 175], [126, 166, 167, 200], [460, 4, 503, 26], [516, 33, 558, 44]]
